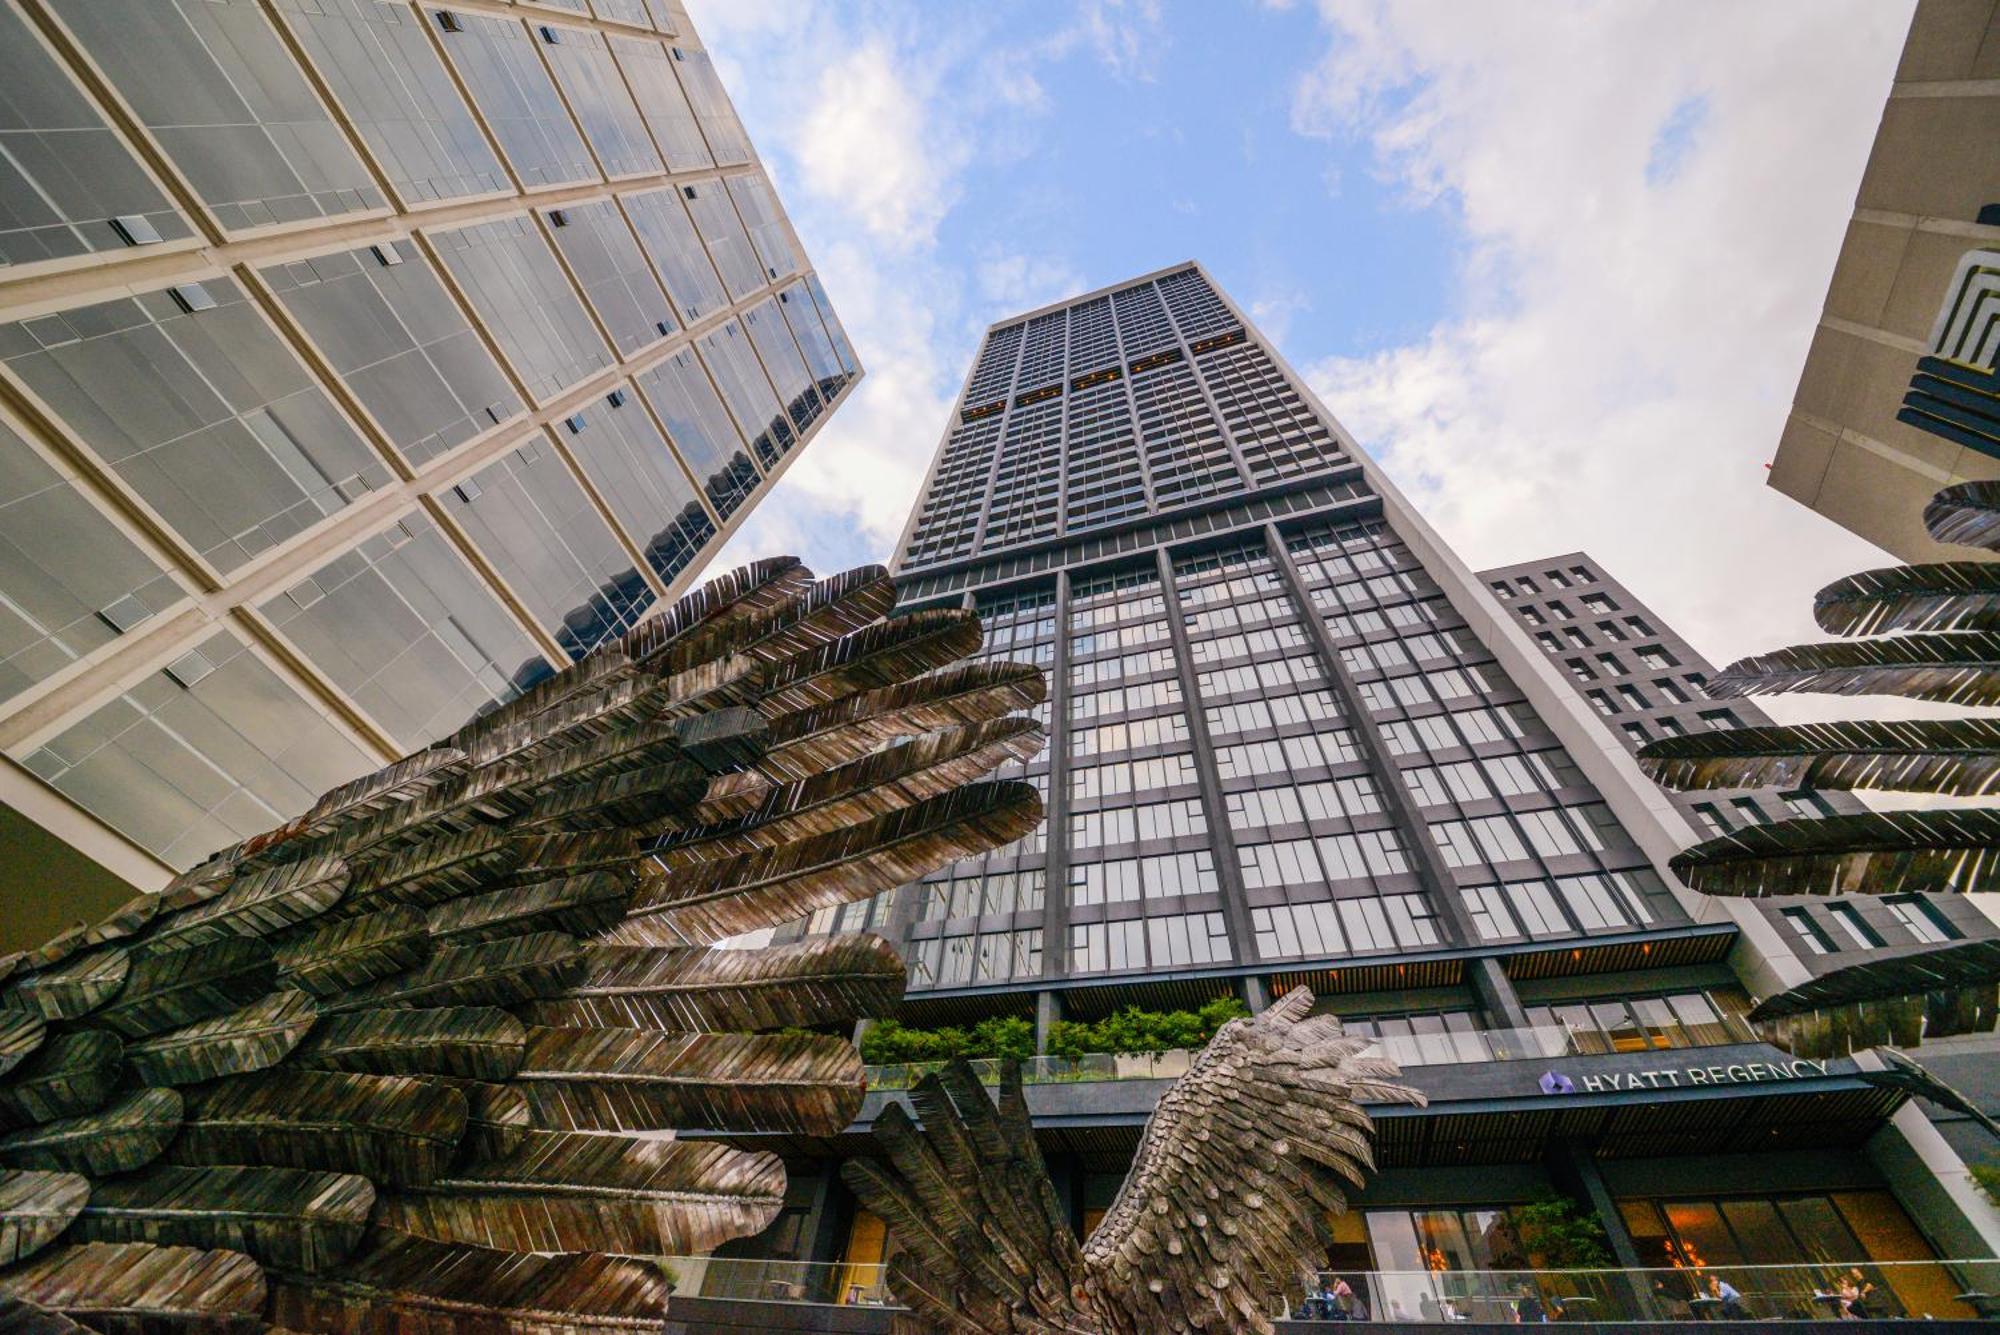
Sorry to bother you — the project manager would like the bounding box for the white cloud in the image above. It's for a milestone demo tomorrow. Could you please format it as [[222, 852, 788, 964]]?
[[793, 39, 966, 252], [1285, 0, 1918, 706]]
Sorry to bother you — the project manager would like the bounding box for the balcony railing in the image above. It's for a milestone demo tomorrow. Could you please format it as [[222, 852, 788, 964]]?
[[862, 1025, 1586, 1092], [1278, 1261, 2000, 1324], [652, 1257, 2000, 1322]]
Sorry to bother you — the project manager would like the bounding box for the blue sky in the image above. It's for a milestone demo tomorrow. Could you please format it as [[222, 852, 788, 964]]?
[[694, 0, 1916, 684]]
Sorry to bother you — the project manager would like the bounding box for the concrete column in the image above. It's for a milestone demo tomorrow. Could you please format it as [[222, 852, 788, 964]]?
[[1035, 990, 1063, 1055], [1241, 974, 1272, 1014], [1868, 1102, 2000, 1259], [1468, 956, 1531, 1031]]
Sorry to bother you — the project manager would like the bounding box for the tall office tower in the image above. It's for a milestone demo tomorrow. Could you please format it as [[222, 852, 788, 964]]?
[[1479, 552, 1994, 982], [729, 264, 1997, 1320], [1769, 0, 1999, 562], [0, 0, 858, 942]]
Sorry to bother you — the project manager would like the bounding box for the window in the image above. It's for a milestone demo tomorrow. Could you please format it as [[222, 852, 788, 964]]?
[[1782, 908, 1835, 956], [1617, 685, 1649, 711], [1570, 566, 1597, 583], [1585, 690, 1617, 717], [1655, 717, 1685, 737], [1730, 798, 1767, 825], [1490, 582, 1514, 601], [1597, 619, 1628, 642], [1699, 709, 1740, 730], [1656, 679, 1690, 704], [1885, 896, 1961, 944], [1546, 570, 1571, 589], [1581, 593, 1616, 614], [1690, 803, 1729, 838], [1780, 790, 1829, 819], [1828, 904, 1884, 949], [1636, 646, 1675, 670]]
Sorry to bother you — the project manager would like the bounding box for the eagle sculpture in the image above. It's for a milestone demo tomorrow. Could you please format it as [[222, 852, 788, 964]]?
[[0, 556, 1415, 1333]]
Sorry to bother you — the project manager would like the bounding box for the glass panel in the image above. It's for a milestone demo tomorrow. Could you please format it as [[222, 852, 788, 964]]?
[[681, 179, 764, 299], [779, 283, 849, 401], [51, 0, 382, 231], [805, 274, 858, 374], [634, 348, 758, 518], [0, 279, 390, 572], [541, 25, 660, 179], [437, 437, 653, 659], [726, 171, 799, 282], [429, 7, 596, 188], [621, 188, 729, 325], [741, 298, 822, 433], [668, 43, 749, 166], [543, 199, 675, 354], [260, 239, 521, 468], [696, 318, 790, 467], [430, 215, 612, 403], [0, 3, 193, 264], [612, 37, 711, 171], [274, 0, 507, 204], [559, 387, 715, 584], [258, 511, 550, 748], [0, 418, 183, 703], [1719, 1200, 1799, 1265], [18, 629, 374, 868], [1660, 1201, 1745, 1268]]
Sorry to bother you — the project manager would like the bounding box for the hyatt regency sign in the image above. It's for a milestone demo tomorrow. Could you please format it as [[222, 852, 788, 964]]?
[[1551, 1058, 1832, 1094]]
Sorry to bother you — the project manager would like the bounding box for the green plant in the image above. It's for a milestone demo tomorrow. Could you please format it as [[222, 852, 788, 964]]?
[[858, 1015, 1035, 1065], [1511, 1191, 1613, 1269], [1046, 997, 1250, 1060]]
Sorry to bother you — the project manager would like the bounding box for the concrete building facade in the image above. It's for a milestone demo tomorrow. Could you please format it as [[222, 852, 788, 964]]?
[[0, 0, 859, 945], [1768, 0, 2000, 561], [717, 265, 2000, 1321]]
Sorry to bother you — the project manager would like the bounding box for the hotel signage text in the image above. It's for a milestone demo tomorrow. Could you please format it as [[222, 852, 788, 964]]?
[[1570, 1058, 1830, 1093]]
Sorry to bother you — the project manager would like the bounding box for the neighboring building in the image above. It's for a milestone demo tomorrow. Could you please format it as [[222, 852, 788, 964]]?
[[712, 264, 1999, 1320], [1768, 0, 2000, 561], [0, 0, 858, 944], [1475, 553, 1992, 980]]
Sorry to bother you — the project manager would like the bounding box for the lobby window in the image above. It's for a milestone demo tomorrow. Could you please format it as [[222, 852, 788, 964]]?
[[1782, 908, 1836, 956], [1885, 895, 1960, 944]]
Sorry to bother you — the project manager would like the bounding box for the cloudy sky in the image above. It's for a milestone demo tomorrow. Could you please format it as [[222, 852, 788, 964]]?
[[693, 0, 1913, 681]]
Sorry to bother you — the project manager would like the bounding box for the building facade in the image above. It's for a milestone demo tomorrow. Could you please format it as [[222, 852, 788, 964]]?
[[0, 0, 859, 944], [727, 263, 1999, 1321], [1768, 0, 1999, 562], [1476, 552, 1995, 980]]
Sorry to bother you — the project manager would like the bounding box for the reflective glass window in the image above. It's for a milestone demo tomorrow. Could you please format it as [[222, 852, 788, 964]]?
[[611, 37, 711, 171], [559, 388, 715, 584], [726, 172, 799, 282], [0, 279, 390, 571], [668, 44, 750, 165], [620, 188, 729, 325], [258, 510, 550, 748], [591, 0, 656, 30], [779, 283, 850, 398], [51, 0, 382, 230], [0, 3, 193, 264], [741, 298, 822, 431], [0, 418, 183, 703], [696, 319, 790, 467], [18, 629, 374, 868], [681, 180, 764, 299], [541, 26, 660, 179], [804, 274, 858, 374], [261, 238, 520, 468], [275, 0, 507, 204], [544, 199, 675, 354], [430, 8, 596, 188], [431, 215, 612, 402], [438, 437, 653, 659], [634, 349, 758, 517]]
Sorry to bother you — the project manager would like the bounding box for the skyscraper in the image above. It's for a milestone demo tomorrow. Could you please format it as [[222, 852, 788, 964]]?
[[732, 263, 1998, 1319], [0, 0, 858, 943]]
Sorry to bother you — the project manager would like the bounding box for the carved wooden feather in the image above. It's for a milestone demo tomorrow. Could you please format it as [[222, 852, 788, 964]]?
[[144, 854, 349, 953], [0, 1242, 268, 1328], [0, 1090, 182, 1177], [1750, 941, 2000, 1058], [323, 933, 585, 1014], [0, 1172, 88, 1266], [1668, 809, 2000, 896], [1707, 631, 2000, 706], [2, 947, 129, 1023], [760, 661, 1048, 780], [122, 990, 319, 1088], [1924, 479, 2000, 551], [276, 908, 431, 997], [0, 1032, 122, 1131], [514, 1026, 864, 1135], [1637, 718, 2000, 796], [1815, 561, 2000, 636], [517, 934, 906, 1033], [377, 1128, 785, 1255], [67, 1165, 373, 1273], [424, 872, 633, 947], [760, 610, 986, 714], [90, 938, 277, 1040], [0, 1017, 43, 1082], [170, 1070, 465, 1190], [290, 1006, 527, 1080]]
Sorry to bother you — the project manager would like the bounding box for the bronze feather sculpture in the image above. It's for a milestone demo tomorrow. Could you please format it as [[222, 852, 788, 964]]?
[[846, 989, 1425, 1335], [0, 554, 1414, 1332]]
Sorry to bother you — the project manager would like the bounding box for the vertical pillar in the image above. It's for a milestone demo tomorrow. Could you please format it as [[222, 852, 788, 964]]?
[[1241, 974, 1271, 1014], [1043, 570, 1075, 982], [1468, 956, 1530, 1031], [1544, 1138, 1655, 1320], [1035, 989, 1063, 1055]]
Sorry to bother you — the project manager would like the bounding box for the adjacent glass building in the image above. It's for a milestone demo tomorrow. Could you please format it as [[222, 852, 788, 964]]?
[[0, 0, 858, 938], [733, 264, 1999, 1315]]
